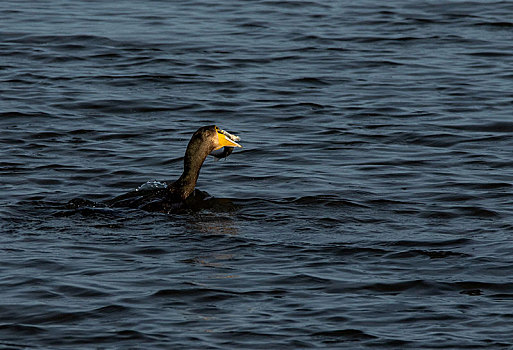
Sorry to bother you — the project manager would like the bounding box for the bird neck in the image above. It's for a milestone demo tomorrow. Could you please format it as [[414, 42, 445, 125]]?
[[170, 135, 212, 200]]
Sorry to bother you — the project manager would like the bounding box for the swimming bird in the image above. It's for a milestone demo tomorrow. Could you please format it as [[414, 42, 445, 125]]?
[[105, 125, 242, 212]]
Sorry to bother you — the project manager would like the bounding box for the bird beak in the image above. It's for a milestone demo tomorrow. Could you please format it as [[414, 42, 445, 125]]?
[[215, 127, 242, 150]]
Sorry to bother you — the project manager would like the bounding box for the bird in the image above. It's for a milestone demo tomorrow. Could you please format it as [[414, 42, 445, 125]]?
[[104, 125, 242, 213]]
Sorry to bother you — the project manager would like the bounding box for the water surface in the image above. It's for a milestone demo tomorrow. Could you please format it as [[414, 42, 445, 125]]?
[[2, 0, 513, 348]]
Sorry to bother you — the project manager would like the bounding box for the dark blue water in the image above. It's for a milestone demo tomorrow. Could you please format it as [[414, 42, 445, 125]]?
[[2, 0, 513, 348]]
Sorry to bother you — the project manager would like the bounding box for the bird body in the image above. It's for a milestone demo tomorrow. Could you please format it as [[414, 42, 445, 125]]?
[[104, 125, 242, 212]]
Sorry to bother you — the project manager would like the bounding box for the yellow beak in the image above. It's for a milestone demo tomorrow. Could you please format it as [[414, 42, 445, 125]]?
[[215, 128, 242, 150]]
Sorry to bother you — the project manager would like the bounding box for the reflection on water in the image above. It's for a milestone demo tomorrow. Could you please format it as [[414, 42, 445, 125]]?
[[186, 213, 240, 236]]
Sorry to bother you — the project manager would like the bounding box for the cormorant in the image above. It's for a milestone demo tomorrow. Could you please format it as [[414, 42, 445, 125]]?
[[104, 125, 242, 212]]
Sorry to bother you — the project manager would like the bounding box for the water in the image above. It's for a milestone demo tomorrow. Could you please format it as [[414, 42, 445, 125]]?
[[2, 0, 513, 348]]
